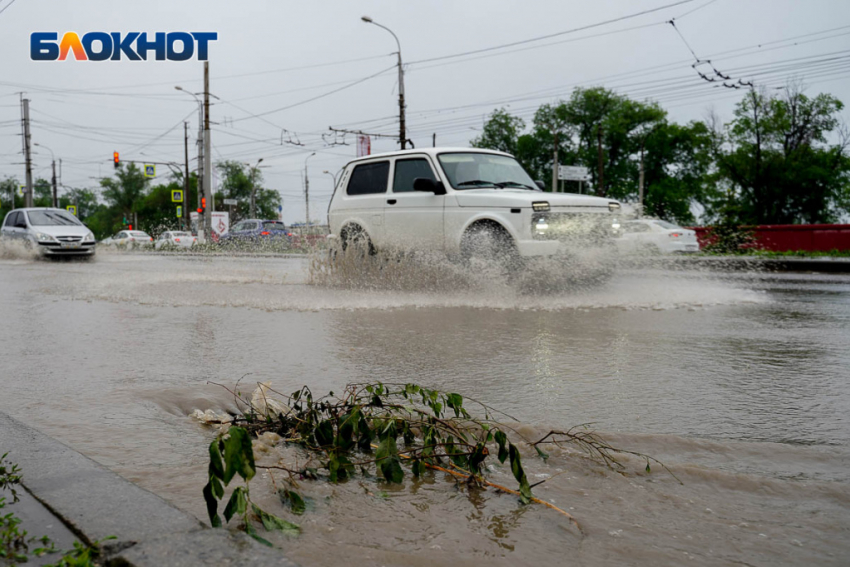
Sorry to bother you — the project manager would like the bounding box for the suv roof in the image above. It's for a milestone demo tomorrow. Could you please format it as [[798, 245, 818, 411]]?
[[345, 147, 512, 166]]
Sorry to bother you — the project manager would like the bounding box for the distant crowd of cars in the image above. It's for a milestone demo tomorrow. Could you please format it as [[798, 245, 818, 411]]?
[[1, 206, 700, 259]]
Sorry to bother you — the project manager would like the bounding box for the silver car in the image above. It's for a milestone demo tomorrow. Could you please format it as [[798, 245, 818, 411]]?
[[0, 207, 96, 256]]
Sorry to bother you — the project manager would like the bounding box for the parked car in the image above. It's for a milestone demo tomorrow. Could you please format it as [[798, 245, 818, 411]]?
[[0, 207, 96, 257], [154, 231, 197, 250], [616, 219, 700, 254], [288, 224, 329, 248], [327, 148, 621, 267], [219, 219, 291, 245], [100, 230, 154, 249]]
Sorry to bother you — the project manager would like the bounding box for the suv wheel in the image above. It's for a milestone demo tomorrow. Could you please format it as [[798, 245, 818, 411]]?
[[460, 223, 522, 273], [340, 225, 375, 258]]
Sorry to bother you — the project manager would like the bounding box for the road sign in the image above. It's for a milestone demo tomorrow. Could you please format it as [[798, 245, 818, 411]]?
[[558, 165, 589, 181], [17, 185, 25, 197], [144, 164, 156, 178], [176, 205, 182, 218], [223, 198, 237, 206], [66, 205, 77, 216], [171, 189, 183, 203]]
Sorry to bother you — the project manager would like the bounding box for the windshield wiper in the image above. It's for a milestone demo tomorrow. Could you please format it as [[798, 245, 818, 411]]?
[[498, 181, 537, 190], [457, 180, 506, 188]]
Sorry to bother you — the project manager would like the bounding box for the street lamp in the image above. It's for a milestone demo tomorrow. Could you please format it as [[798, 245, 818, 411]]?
[[361, 16, 407, 149], [304, 152, 316, 227], [322, 169, 339, 189], [248, 158, 264, 218], [34, 143, 58, 207]]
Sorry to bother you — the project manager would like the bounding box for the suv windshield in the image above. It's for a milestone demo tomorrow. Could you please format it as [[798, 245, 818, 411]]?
[[27, 210, 82, 226], [438, 153, 538, 191]]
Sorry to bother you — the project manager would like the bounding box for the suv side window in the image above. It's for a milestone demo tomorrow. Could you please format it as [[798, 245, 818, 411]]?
[[4, 212, 19, 228], [392, 158, 437, 193], [347, 161, 389, 195]]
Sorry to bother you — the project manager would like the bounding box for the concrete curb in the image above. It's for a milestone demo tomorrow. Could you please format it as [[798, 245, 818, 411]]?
[[0, 412, 297, 566]]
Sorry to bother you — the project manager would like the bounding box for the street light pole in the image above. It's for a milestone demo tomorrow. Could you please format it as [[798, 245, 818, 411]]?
[[203, 61, 212, 240], [248, 158, 264, 218], [304, 152, 316, 227], [361, 16, 406, 149]]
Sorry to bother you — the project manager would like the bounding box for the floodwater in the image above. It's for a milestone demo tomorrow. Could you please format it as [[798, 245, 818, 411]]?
[[1, 249, 849, 566]]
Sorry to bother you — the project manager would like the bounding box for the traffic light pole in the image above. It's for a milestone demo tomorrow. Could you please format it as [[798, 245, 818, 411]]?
[[183, 121, 190, 231], [202, 61, 212, 242]]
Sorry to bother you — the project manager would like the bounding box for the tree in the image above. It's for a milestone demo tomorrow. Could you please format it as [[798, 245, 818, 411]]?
[[712, 85, 850, 224], [215, 161, 280, 221], [0, 177, 23, 222], [471, 109, 525, 156], [98, 163, 149, 234]]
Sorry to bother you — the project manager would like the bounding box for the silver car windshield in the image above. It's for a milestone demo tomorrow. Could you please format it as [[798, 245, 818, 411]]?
[[27, 210, 82, 226], [437, 153, 538, 190]]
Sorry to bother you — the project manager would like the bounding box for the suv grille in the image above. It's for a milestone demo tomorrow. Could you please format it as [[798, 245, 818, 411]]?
[[56, 235, 82, 242], [533, 212, 616, 243]]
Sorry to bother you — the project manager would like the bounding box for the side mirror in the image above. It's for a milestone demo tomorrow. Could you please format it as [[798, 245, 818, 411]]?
[[534, 180, 545, 190], [413, 177, 447, 195]]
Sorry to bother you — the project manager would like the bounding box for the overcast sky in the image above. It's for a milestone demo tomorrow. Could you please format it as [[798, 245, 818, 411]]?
[[1, 0, 849, 224]]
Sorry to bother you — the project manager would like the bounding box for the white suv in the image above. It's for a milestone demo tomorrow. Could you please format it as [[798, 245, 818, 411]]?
[[327, 148, 621, 265]]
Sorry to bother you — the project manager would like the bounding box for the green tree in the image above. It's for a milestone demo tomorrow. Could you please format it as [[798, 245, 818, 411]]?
[[215, 161, 280, 221], [0, 177, 23, 222], [712, 85, 850, 224], [471, 109, 526, 156]]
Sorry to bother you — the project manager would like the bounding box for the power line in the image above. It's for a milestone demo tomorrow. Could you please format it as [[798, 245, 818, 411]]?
[[407, 0, 697, 65], [0, 0, 18, 17]]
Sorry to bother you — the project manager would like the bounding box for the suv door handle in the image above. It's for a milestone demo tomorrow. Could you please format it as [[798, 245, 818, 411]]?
[[387, 199, 397, 205]]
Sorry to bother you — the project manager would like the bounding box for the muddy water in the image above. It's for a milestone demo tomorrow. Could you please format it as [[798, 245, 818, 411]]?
[[1, 251, 849, 566]]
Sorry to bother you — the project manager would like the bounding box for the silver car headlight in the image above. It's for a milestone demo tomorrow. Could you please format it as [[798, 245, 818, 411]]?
[[83, 232, 95, 242], [36, 232, 56, 242]]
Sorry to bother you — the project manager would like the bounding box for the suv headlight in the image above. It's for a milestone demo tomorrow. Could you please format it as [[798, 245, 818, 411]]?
[[36, 232, 56, 242], [83, 232, 94, 242]]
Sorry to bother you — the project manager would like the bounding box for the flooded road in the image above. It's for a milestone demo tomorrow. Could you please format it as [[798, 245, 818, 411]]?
[[1, 251, 849, 566]]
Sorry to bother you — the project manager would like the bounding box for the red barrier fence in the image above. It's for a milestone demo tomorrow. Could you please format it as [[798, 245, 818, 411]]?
[[690, 224, 850, 252]]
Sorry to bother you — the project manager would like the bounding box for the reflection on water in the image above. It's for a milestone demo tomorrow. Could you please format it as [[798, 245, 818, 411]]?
[[1, 255, 849, 566]]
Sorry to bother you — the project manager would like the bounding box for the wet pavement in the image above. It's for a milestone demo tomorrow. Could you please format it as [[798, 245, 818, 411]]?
[[1, 250, 849, 566]]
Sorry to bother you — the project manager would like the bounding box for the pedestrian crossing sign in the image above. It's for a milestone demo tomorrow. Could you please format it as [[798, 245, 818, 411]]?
[[144, 164, 156, 177], [66, 205, 77, 216], [172, 189, 184, 202]]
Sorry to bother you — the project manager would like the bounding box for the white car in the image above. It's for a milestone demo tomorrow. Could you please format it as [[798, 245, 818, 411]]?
[[616, 219, 700, 254], [327, 148, 621, 265], [0, 207, 96, 256], [154, 231, 197, 250], [100, 230, 154, 249]]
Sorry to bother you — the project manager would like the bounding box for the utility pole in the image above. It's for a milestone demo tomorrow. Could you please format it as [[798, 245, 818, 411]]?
[[597, 125, 605, 197], [203, 61, 212, 241], [304, 152, 316, 227], [551, 131, 559, 193], [183, 121, 190, 230], [22, 98, 33, 207], [51, 159, 57, 208], [248, 158, 263, 218]]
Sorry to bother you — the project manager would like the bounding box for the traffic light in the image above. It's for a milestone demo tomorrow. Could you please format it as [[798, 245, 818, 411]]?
[[197, 197, 206, 215], [113, 152, 120, 168]]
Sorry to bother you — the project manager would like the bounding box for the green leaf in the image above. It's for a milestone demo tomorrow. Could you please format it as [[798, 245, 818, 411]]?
[[252, 504, 300, 535], [245, 522, 274, 547], [208, 439, 225, 479], [446, 393, 463, 417], [223, 427, 256, 483], [535, 446, 550, 462], [279, 489, 306, 515], [223, 486, 248, 523], [314, 420, 334, 447], [494, 430, 509, 464], [645, 461, 651, 474], [376, 435, 404, 483], [211, 476, 224, 499], [508, 444, 533, 505], [202, 481, 221, 527], [411, 459, 424, 477]]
